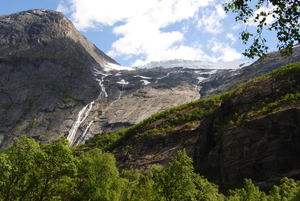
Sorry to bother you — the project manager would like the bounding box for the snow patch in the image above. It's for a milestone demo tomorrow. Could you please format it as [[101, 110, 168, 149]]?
[[197, 77, 207, 84], [117, 79, 129, 85], [104, 62, 135, 71], [195, 70, 218, 75], [140, 80, 151, 85], [134, 75, 152, 79], [93, 68, 112, 76]]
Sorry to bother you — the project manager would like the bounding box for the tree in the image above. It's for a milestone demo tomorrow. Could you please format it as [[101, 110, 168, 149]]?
[[121, 168, 159, 201], [0, 136, 42, 201], [267, 177, 300, 201], [224, 0, 300, 58], [0, 136, 77, 201], [73, 148, 123, 201], [153, 149, 224, 201], [33, 137, 77, 200], [227, 179, 267, 201]]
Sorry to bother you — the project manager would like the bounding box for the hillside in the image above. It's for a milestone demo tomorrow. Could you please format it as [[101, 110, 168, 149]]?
[[84, 62, 300, 189]]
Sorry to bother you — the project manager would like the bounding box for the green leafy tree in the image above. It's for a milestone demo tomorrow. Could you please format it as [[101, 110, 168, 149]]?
[[0, 136, 77, 201], [73, 148, 123, 201], [153, 150, 198, 201], [153, 149, 224, 201], [267, 177, 300, 201], [121, 168, 159, 201], [0, 136, 41, 201], [193, 174, 225, 201], [226, 178, 267, 201], [224, 0, 300, 58], [32, 137, 77, 200]]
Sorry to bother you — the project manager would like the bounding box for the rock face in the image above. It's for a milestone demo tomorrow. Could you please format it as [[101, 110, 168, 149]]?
[[113, 67, 300, 189], [0, 9, 118, 148]]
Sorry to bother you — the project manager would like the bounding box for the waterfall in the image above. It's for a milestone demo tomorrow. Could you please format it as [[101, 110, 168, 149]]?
[[94, 69, 111, 99], [67, 69, 121, 146], [118, 84, 126, 100], [73, 120, 94, 146], [67, 101, 95, 146], [96, 77, 108, 99]]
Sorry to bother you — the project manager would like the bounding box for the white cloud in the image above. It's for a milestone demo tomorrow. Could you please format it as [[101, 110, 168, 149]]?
[[58, 0, 212, 30], [208, 39, 243, 61], [196, 4, 227, 34], [58, 0, 246, 66], [226, 33, 236, 43], [232, 23, 243, 30]]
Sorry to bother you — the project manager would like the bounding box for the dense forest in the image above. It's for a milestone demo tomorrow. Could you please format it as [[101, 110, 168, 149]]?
[[0, 136, 300, 201]]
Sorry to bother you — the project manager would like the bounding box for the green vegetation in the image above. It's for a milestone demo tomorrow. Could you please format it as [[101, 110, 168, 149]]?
[[260, 92, 300, 113], [1, 136, 300, 200]]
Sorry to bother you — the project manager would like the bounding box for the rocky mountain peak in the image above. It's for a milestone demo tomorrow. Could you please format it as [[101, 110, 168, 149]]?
[[0, 9, 118, 68]]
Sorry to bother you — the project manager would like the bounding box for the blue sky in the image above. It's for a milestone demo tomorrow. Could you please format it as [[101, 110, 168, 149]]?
[[0, 0, 278, 67]]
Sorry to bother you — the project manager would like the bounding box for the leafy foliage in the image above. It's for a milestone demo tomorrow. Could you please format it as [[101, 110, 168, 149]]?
[[224, 0, 300, 58], [1, 138, 300, 200], [153, 149, 224, 201]]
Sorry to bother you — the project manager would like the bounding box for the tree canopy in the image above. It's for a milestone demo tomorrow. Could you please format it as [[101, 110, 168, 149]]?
[[224, 0, 300, 58]]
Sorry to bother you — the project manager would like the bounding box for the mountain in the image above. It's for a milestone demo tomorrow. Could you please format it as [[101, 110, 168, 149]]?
[[1, 9, 299, 150], [0, 9, 233, 149], [84, 62, 300, 190]]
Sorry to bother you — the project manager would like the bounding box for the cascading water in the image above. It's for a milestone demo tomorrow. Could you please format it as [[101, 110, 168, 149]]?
[[66, 68, 113, 146], [116, 79, 129, 100], [67, 101, 95, 146], [73, 120, 94, 146], [96, 77, 108, 99]]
